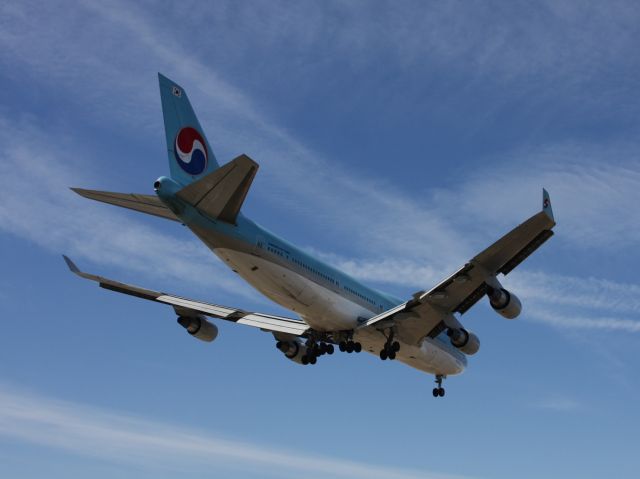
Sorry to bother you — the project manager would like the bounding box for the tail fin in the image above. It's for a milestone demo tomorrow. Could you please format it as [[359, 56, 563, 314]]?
[[158, 73, 220, 185]]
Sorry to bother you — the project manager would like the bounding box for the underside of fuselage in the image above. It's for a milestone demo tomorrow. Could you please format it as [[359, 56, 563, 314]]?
[[188, 222, 466, 376]]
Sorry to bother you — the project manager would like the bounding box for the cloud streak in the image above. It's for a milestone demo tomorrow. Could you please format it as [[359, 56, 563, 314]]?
[[1, 0, 639, 338], [0, 386, 468, 479], [0, 115, 258, 305]]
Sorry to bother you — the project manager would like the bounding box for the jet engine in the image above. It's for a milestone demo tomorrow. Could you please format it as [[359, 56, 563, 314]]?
[[447, 328, 480, 355], [488, 287, 522, 319], [177, 315, 218, 342], [276, 339, 308, 365]]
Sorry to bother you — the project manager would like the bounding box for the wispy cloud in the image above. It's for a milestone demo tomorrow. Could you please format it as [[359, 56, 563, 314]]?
[[1, 0, 640, 338], [0, 115, 258, 305], [532, 393, 584, 413], [526, 308, 640, 333], [0, 386, 469, 479]]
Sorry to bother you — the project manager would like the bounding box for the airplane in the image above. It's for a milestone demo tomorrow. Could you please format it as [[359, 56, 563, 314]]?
[[64, 73, 556, 397]]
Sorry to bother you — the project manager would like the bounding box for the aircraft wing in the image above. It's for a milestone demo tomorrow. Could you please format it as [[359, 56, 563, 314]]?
[[62, 256, 309, 336], [361, 189, 556, 342], [71, 188, 180, 222]]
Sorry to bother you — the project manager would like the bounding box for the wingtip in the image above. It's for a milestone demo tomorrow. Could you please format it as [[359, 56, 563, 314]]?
[[62, 255, 80, 274], [542, 188, 554, 222]]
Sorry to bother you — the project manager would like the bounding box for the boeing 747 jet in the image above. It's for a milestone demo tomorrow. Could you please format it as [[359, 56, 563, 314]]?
[[65, 74, 556, 397]]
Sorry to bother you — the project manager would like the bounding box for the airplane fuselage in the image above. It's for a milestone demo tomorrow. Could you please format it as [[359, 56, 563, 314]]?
[[156, 176, 467, 376]]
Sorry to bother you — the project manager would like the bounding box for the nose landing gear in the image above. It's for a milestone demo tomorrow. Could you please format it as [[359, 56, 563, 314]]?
[[432, 374, 446, 397]]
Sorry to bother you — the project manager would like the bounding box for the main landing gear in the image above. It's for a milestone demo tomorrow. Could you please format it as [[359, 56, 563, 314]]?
[[432, 374, 446, 398], [338, 339, 362, 353], [301, 340, 334, 365], [379, 329, 400, 361]]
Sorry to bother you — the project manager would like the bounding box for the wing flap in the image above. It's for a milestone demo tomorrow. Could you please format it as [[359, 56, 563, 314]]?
[[71, 188, 179, 222], [63, 256, 309, 336]]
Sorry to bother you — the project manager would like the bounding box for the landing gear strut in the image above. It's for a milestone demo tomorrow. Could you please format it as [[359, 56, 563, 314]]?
[[432, 374, 446, 398], [379, 329, 400, 361]]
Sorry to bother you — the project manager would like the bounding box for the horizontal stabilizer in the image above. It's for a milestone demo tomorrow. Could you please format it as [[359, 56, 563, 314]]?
[[176, 154, 258, 224], [71, 188, 179, 222]]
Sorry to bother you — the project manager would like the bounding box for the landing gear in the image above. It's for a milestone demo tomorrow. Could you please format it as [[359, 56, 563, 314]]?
[[338, 339, 362, 353], [379, 329, 400, 361], [432, 374, 446, 398], [300, 340, 335, 365]]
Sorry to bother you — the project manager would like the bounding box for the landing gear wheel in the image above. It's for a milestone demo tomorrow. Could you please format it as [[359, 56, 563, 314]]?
[[354, 342, 362, 353], [301, 355, 309, 365], [345, 341, 354, 353], [339, 341, 346, 352], [388, 351, 396, 360], [433, 374, 446, 397], [392, 341, 400, 352], [309, 356, 317, 365], [380, 349, 388, 360], [327, 344, 335, 355]]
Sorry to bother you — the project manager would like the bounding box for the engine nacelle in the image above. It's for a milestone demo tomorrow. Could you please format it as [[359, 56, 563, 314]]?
[[177, 315, 218, 342], [276, 339, 308, 364], [447, 328, 480, 355], [488, 287, 522, 319]]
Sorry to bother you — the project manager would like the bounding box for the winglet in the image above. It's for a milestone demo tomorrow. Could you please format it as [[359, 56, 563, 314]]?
[[542, 188, 554, 222], [63, 255, 81, 274]]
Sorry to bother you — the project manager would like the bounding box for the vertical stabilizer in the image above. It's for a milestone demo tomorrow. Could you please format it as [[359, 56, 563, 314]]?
[[158, 73, 220, 185]]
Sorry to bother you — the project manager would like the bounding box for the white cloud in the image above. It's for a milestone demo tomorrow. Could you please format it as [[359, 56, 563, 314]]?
[[1, 0, 640, 339], [444, 143, 640, 249], [0, 386, 469, 479], [526, 308, 640, 334], [508, 271, 640, 316], [532, 393, 584, 412], [0, 115, 257, 304]]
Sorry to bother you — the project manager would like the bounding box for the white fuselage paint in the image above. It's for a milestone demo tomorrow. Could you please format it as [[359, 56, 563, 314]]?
[[215, 248, 465, 376]]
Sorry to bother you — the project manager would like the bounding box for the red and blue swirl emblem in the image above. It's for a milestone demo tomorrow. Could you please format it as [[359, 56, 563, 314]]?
[[174, 127, 208, 175]]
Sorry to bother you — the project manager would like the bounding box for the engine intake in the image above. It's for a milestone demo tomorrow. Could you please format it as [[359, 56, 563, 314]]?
[[447, 328, 480, 355], [177, 315, 218, 342], [488, 287, 522, 319], [276, 339, 308, 364]]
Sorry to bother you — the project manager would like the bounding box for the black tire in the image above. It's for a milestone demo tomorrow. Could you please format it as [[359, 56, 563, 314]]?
[[346, 342, 354, 353], [392, 341, 400, 352], [432, 388, 439, 397], [301, 355, 309, 365], [380, 349, 388, 360], [339, 341, 346, 352], [276, 341, 283, 349], [438, 388, 445, 397], [327, 344, 335, 355], [354, 342, 362, 353], [309, 356, 317, 365], [388, 351, 396, 360]]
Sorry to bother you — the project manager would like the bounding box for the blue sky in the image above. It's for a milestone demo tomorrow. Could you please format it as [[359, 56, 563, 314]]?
[[1, 1, 639, 478]]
